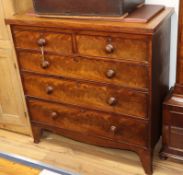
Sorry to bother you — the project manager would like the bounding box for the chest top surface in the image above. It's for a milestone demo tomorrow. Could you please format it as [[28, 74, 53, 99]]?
[[5, 8, 173, 35]]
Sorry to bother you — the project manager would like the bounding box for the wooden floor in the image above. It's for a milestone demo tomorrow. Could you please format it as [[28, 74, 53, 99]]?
[[0, 129, 183, 175], [0, 158, 40, 175]]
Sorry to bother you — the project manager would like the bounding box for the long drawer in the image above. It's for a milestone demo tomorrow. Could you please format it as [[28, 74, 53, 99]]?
[[22, 73, 148, 118], [27, 99, 148, 147], [18, 51, 148, 90]]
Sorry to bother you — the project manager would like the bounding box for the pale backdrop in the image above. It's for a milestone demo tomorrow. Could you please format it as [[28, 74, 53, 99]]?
[[146, 0, 179, 86]]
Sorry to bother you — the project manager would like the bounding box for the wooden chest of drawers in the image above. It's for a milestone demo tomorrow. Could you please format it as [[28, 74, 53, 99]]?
[[6, 8, 173, 175]]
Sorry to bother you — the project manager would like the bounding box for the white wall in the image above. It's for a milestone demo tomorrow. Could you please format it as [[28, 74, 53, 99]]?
[[146, 0, 179, 86]]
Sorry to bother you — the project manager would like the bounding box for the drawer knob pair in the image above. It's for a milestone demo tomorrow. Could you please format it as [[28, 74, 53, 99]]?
[[108, 97, 117, 106], [51, 112, 58, 120], [38, 38, 50, 69], [106, 69, 115, 78], [105, 44, 114, 54]]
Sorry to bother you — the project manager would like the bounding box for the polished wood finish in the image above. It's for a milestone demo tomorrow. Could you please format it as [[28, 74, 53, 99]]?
[[161, 90, 183, 160], [22, 73, 148, 118], [5, 8, 173, 34], [76, 34, 148, 62], [13, 28, 72, 55], [124, 5, 165, 23], [6, 8, 173, 174], [18, 51, 148, 90], [28, 99, 148, 147], [160, 1, 183, 161]]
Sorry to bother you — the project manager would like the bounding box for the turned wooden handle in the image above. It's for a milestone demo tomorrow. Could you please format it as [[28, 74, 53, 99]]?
[[105, 44, 114, 53], [106, 69, 115, 78], [108, 97, 117, 106], [51, 111, 58, 120], [46, 86, 54, 94], [37, 38, 46, 46]]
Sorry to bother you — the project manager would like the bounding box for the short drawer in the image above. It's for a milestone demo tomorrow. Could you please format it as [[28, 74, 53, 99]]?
[[22, 73, 148, 118], [18, 51, 148, 90], [76, 34, 148, 62], [28, 99, 148, 147], [13, 29, 72, 55]]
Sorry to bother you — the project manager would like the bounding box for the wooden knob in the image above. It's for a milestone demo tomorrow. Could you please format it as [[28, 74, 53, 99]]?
[[51, 112, 58, 120], [41, 60, 50, 69], [106, 69, 115, 78], [105, 44, 114, 53], [37, 38, 46, 46], [110, 125, 117, 134], [108, 97, 117, 106], [46, 86, 53, 94]]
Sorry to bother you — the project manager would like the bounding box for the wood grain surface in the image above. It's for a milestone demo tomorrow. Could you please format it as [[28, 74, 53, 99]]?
[[0, 158, 40, 175], [7, 8, 173, 175], [18, 51, 149, 90], [0, 129, 183, 175], [28, 99, 148, 147], [22, 73, 148, 118], [5, 8, 174, 34]]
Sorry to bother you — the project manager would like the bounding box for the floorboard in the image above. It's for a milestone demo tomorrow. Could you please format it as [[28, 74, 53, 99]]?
[[0, 129, 182, 175], [0, 158, 40, 175]]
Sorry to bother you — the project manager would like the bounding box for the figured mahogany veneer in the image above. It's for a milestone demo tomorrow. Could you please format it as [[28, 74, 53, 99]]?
[[28, 99, 148, 147], [76, 34, 148, 62], [18, 51, 148, 90], [6, 8, 173, 175], [22, 72, 148, 118], [13, 28, 72, 55]]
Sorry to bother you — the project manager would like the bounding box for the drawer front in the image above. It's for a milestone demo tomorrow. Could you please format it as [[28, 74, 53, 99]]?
[[28, 99, 148, 147], [170, 127, 183, 150], [22, 73, 148, 118], [13, 29, 72, 55], [171, 111, 183, 128], [76, 35, 148, 62], [18, 52, 148, 90]]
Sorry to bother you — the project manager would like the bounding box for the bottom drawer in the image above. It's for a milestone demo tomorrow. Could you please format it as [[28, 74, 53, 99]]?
[[27, 99, 148, 147]]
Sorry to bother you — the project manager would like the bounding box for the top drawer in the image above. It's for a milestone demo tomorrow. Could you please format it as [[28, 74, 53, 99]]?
[[12, 29, 72, 55], [76, 34, 148, 62]]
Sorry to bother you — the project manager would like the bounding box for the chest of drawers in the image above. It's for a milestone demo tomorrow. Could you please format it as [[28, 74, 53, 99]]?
[[6, 8, 173, 175]]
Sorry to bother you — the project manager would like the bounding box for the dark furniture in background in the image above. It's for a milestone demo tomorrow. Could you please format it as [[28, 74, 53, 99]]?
[[6, 8, 173, 175], [33, 0, 144, 16], [160, 0, 183, 161]]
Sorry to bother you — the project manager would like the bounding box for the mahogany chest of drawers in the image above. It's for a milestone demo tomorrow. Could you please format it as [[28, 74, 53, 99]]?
[[6, 8, 173, 175]]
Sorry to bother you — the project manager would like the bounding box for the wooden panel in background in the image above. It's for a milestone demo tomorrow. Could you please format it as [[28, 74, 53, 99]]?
[[0, 0, 9, 40], [0, 0, 32, 134], [0, 48, 30, 134]]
